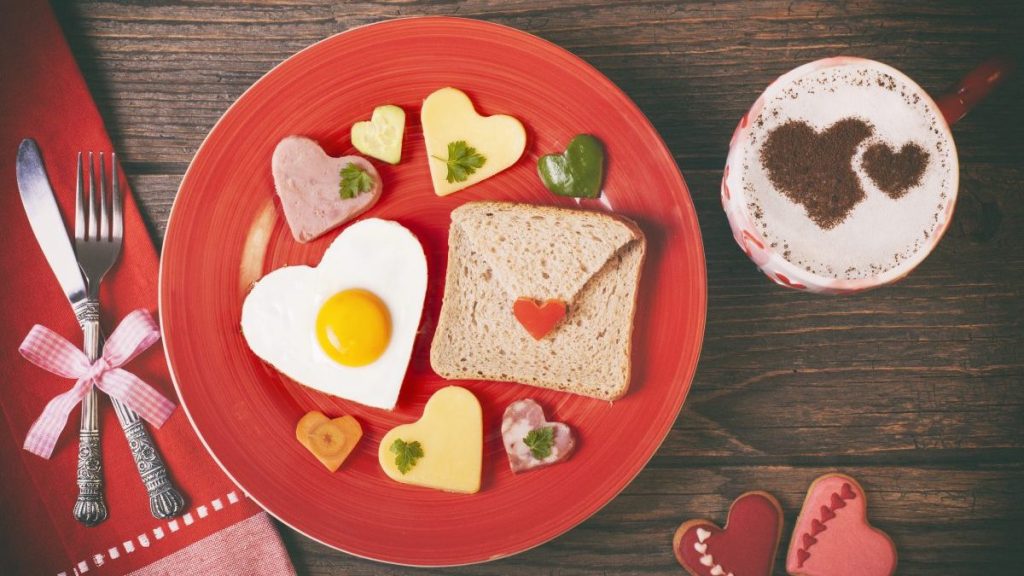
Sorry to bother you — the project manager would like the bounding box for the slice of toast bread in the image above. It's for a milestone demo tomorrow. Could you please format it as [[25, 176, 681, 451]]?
[[430, 202, 646, 400]]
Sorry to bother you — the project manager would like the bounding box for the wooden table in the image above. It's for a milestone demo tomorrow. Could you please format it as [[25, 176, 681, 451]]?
[[54, 1, 1023, 574]]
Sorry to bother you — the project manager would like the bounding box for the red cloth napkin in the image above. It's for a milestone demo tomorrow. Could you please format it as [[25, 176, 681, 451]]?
[[0, 2, 296, 575]]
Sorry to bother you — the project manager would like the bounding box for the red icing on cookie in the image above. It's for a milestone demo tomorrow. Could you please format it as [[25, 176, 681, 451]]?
[[841, 483, 857, 500], [820, 505, 835, 521], [672, 492, 783, 576], [786, 474, 898, 576], [796, 548, 810, 567], [830, 492, 847, 510]]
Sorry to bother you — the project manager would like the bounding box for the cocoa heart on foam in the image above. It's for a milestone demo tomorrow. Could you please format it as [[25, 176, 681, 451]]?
[[501, 399, 576, 473], [760, 118, 874, 230], [861, 141, 930, 199], [786, 473, 897, 576], [673, 492, 783, 576]]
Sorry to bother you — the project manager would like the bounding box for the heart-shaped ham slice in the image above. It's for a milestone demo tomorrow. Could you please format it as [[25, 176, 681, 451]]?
[[786, 473, 897, 576], [501, 399, 575, 473], [673, 491, 784, 576], [272, 136, 382, 243]]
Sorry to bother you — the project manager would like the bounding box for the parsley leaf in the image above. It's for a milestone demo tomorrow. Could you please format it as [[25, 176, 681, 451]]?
[[433, 140, 486, 183], [390, 438, 423, 474], [339, 163, 375, 199], [523, 427, 555, 460]]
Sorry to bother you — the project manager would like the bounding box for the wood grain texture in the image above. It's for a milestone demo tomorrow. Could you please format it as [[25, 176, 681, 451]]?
[[50, 0, 1024, 574]]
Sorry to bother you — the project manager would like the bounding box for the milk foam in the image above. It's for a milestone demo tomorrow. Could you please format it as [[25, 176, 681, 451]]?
[[739, 61, 957, 280]]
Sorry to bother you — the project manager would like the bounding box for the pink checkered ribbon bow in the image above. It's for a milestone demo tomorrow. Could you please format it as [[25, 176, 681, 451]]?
[[19, 309, 176, 459]]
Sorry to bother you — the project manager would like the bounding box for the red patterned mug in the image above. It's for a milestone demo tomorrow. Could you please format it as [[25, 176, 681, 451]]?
[[722, 56, 1011, 294]]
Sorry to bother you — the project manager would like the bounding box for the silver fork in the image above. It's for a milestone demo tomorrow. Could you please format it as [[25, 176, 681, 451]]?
[[74, 152, 186, 521]]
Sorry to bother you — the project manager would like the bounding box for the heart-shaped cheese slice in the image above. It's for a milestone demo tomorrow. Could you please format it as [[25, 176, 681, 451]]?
[[272, 136, 382, 243], [378, 386, 482, 494], [421, 87, 526, 196]]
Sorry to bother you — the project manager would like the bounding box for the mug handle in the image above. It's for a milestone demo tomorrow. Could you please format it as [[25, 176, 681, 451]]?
[[935, 55, 1015, 126]]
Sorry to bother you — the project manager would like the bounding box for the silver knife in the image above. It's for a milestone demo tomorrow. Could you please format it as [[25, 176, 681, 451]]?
[[17, 139, 185, 522]]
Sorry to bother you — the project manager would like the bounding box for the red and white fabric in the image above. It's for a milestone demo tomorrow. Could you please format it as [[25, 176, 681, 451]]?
[[20, 309, 176, 459], [0, 1, 297, 574]]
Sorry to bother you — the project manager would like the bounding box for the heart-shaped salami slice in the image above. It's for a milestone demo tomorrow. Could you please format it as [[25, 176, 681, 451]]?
[[786, 473, 897, 576], [673, 492, 784, 576], [501, 399, 575, 473]]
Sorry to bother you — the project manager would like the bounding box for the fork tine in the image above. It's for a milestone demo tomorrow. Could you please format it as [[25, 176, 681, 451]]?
[[87, 152, 98, 241], [75, 152, 85, 241], [111, 152, 123, 244], [99, 153, 109, 241]]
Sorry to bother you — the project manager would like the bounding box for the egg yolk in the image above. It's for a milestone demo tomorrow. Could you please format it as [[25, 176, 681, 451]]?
[[316, 289, 391, 367]]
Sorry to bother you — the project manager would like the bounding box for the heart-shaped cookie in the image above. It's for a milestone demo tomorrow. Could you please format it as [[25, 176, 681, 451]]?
[[501, 399, 576, 473], [378, 386, 482, 494], [421, 87, 526, 196], [673, 492, 783, 576], [760, 118, 874, 230], [272, 135, 382, 243], [537, 134, 605, 198], [295, 411, 362, 472], [351, 104, 405, 165], [861, 141, 929, 199], [513, 297, 567, 340], [786, 473, 897, 576]]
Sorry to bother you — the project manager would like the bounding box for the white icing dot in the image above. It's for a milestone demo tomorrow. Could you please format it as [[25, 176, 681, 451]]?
[[711, 566, 725, 576], [697, 528, 712, 542], [700, 555, 714, 567], [694, 542, 707, 554]]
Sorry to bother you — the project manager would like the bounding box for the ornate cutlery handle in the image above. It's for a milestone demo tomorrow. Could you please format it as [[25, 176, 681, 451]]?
[[74, 301, 108, 526], [112, 399, 186, 518]]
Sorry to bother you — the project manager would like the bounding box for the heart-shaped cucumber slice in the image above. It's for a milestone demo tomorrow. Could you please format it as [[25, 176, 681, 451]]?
[[351, 105, 405, 164]]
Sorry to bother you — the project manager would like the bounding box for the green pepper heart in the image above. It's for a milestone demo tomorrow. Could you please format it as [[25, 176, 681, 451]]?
[[537, 134, 605, 199]]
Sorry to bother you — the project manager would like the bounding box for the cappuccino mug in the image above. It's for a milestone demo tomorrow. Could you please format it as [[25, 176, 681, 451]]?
[[722, 56, 1010, 294]]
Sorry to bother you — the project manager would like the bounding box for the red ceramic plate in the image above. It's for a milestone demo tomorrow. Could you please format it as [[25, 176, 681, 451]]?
[[160, 17, 705, 566]]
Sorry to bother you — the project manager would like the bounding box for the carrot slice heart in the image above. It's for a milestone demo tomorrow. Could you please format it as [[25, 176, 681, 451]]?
[[296, 411, 362, 472], [513, 298, 567, 340]]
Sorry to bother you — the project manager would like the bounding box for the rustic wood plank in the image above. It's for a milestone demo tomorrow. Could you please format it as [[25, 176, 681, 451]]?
[[51, 0, 1024, 573], [53, 1, 1024, 168], [277, 465, 1024, 575]]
